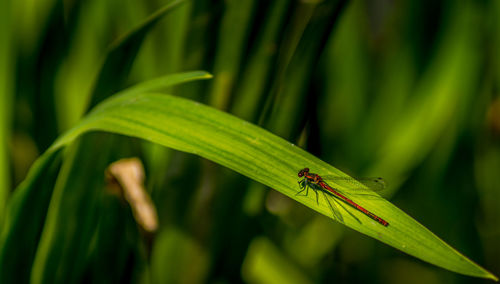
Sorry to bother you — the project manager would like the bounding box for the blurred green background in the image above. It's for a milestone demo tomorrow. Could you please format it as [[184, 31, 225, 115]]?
[[1, 0, 500, 283]]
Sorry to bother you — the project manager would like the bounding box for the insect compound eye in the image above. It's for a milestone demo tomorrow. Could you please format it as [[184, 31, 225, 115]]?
[[298, 168, 309, 177]]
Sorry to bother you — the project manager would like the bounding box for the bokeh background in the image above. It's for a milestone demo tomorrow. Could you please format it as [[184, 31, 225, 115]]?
[[1, 0, 500, 283]]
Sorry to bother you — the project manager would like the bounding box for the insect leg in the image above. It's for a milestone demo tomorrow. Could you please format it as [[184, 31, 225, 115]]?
[[296, 179, 308, 196]]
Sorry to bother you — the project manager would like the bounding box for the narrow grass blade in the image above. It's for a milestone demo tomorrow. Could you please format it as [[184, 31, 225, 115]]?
[[231, 0, 291, 122], [86, 0, 186, 112], [30, 134, 115, 284], [264, 0, 347, 138], [118, 71, 212, 96], [0, 70, 207, 283], [0, 0, 14, 219], [208, 0, 255, 110], [0, 150, 62, 284], [43, 92, 497, 280]]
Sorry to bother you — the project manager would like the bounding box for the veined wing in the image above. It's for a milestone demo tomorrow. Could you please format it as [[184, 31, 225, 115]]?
[[321, 176, 387, 192]]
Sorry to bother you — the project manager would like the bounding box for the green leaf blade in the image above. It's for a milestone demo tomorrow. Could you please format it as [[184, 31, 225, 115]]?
[[47, 92, 496, 281], [86, 0, 186, 112], [0, 150, 62, 284]]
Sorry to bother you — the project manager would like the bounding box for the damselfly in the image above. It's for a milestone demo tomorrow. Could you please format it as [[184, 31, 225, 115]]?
[[297, 168, 389, 226]]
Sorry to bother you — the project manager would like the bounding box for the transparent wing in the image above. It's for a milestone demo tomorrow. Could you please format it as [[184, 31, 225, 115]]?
[[321, 191, 344, 223], [297, 181, 364, 224], [322, 191, 363, 224], [321, 176, 387, 192]]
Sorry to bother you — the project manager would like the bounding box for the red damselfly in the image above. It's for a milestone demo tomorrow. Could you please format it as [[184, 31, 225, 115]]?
[[297, 168, 389, 227]]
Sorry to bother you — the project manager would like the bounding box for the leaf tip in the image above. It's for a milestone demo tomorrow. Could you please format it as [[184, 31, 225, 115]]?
[[488, 273, 498, 282], [202, 73, 214, 79]]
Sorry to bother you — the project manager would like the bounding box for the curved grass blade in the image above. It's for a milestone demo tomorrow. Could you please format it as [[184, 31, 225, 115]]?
[[28, 73, 211, 283], [30, 133, 116, 284], [0, 150, 62, 284], [0, 70, 210, 283], [117, 71, 212, 96], [0, 0, 13, 220], [40, 92, 498, 281]]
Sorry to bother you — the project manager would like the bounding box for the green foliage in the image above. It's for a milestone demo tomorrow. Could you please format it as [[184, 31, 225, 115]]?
[[2, 0, 500, 283], [0, 0, 13, 220], [48, 90, 497, 279]]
